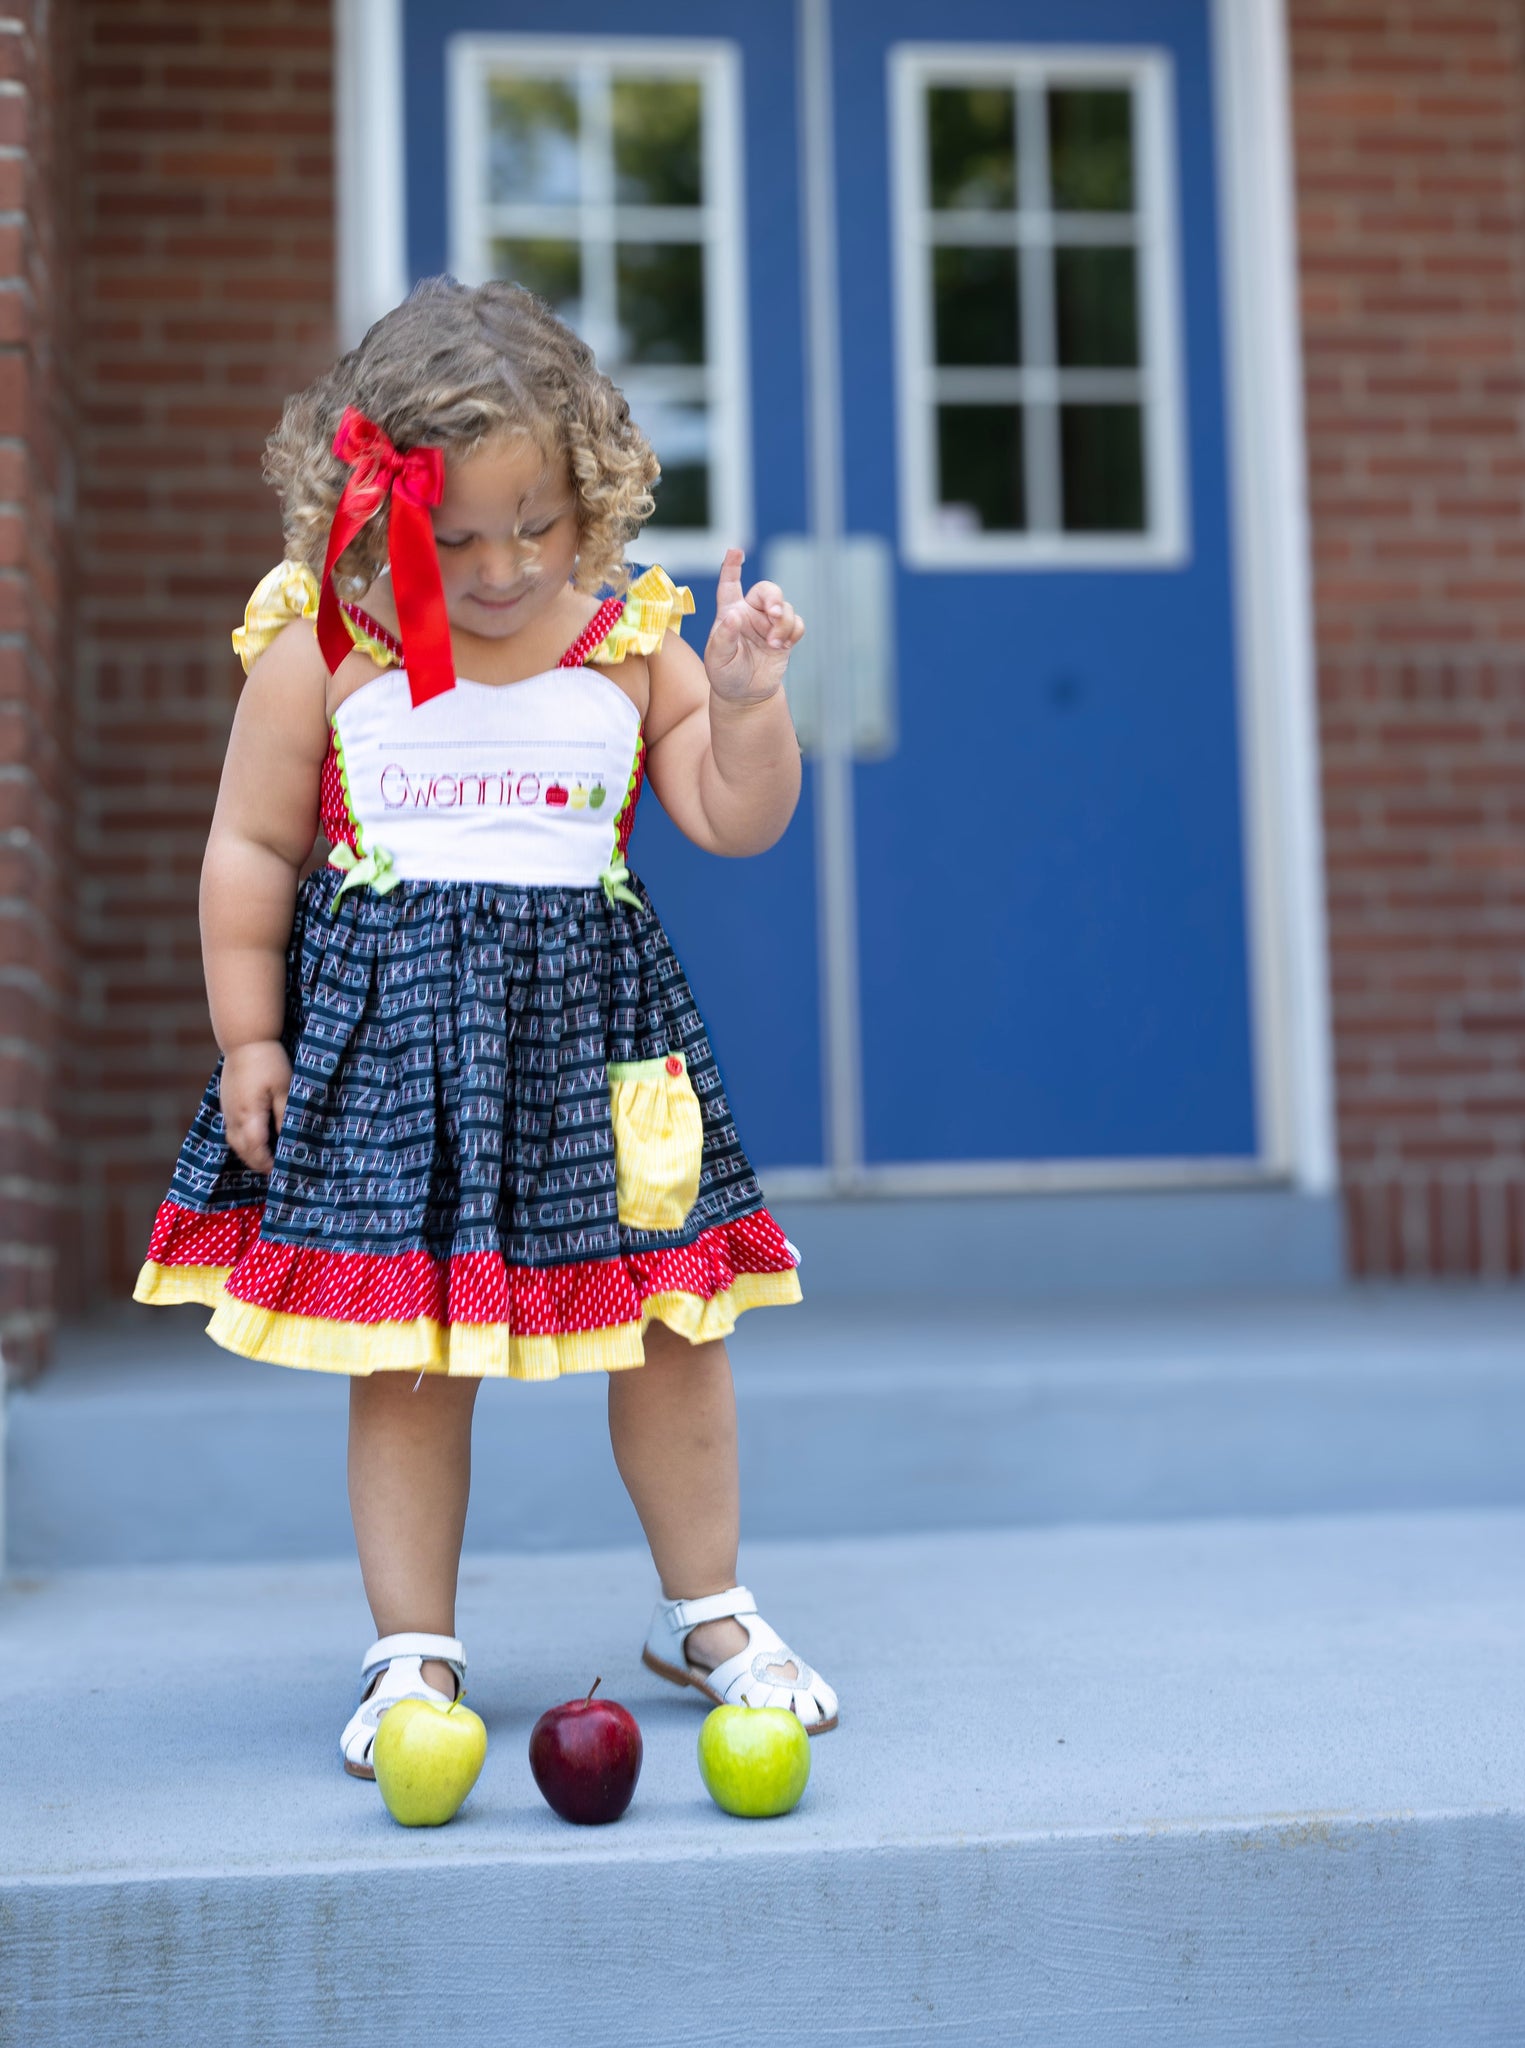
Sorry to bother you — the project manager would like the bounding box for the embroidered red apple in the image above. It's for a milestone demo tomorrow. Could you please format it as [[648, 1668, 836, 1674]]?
[[545, 782, 569, 808]]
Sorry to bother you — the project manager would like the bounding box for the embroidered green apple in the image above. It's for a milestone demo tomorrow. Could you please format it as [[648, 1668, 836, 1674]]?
[[589, 783, 607, 810], [697, 1703, 811, 1818]]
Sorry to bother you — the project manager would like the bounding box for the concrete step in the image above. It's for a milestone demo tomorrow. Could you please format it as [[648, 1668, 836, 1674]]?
[[3, 1512, 1523, 2045], [9, 1287, 1525, 1567]]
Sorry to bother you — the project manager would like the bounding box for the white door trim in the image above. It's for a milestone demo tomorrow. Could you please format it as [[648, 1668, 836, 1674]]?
[[332, 0, 1336, 1199], [1211, 0, 1336, 1194], [797, 0, 866, 1182], [334, 0, 407, 346]]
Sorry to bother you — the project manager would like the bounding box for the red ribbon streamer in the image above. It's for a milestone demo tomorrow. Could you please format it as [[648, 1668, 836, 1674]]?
[[314, 407, 455, 707]]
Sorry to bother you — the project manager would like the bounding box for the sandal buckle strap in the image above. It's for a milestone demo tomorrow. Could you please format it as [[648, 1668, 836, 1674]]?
[[662, 1586, 755, 1634], [360, 1632, 466, 1682]]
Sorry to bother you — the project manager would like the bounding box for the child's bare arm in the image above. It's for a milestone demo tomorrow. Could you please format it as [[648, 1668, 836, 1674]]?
[[643, 548, 804, 857], [201, 624, 330, 1170]]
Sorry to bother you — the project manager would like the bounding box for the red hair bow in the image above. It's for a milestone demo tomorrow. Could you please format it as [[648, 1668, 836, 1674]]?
[[315, 407, 455, 707]]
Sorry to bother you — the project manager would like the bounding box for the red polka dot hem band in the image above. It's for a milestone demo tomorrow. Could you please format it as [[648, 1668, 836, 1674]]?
[[134, 1200, 802, 1379]]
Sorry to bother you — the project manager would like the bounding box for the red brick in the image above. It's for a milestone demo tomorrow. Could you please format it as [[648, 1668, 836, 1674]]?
[[1290, 0, 1525, 1274], [23, 0, 333, 1311]]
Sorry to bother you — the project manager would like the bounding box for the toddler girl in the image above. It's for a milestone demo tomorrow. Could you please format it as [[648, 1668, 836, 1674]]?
[[134, 277, 837, 1774]]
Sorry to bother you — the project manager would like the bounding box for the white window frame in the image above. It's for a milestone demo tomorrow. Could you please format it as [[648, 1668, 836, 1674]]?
[[889, 44, 1189, 571], [446, 33, 753, 577]]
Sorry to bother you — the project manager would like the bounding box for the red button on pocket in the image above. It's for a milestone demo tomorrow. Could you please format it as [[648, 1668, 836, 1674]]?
[[665, 1056, 683, 1076]]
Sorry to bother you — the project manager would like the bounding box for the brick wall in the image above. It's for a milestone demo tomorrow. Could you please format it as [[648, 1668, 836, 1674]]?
[[74, 0, 334, 1296], [1290, 0, 1525, 1275], [0, 0, 73, 1375]]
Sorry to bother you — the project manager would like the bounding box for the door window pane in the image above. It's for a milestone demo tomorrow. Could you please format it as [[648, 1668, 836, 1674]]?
[[928, 87, 1017, 211], [613, 79, 702, 206], [1060, 405, 1145, 532], [617, 242, 705, 365], [489, 238, 582, 323], [1054, 247, 1139, 369], [933, 246, 1020, 366], [1048, 89, 1134, 213], [488, 79, 580, 205], [938, 406, 1025, 532], [625, 391, 711, 526]]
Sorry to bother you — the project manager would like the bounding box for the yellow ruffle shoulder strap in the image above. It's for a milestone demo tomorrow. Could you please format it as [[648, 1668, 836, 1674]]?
[[231, 561, 400, 678], [586, 563, 695, 665]]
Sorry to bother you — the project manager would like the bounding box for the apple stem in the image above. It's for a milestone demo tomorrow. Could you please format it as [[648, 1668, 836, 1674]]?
[[586, 1677, 602, 1704]]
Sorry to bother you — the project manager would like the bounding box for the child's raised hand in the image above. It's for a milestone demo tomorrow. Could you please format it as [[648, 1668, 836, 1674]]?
[[704, 547, 805, 705], [219, 1039, 293, 1175]]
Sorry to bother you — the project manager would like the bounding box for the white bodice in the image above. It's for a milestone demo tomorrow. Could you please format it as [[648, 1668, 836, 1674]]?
[[332, 665, 642, 886]]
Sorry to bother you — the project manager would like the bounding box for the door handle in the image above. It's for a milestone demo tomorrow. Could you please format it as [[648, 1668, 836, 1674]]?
[[760, 533, 897, 759]]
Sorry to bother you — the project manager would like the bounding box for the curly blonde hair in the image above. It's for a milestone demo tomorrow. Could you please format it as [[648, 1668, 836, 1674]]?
[[265, 277, 659, 598]]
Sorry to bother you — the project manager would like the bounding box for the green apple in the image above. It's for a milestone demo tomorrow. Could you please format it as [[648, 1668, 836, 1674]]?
[[589, 783, 607, 810], [372, 1696, 488, 1827], [697, 1704, 811, 1818]]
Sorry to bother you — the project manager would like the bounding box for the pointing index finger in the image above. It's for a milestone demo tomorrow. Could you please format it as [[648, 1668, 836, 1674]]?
[[714, 546, 745, 615]]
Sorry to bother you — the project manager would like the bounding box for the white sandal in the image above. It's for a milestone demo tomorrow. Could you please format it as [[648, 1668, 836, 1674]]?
[[641, 1587, 839, 1734], [339, 1632, 467, 1780]]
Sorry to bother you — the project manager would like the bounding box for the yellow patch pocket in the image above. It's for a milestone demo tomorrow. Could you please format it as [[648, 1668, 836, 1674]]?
[[607, 1052, 703, 1232]]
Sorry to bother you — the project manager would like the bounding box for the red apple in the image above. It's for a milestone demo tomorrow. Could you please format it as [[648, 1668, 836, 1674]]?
[[529, 1678, 643, 1825], [545, 782, 569, 808]]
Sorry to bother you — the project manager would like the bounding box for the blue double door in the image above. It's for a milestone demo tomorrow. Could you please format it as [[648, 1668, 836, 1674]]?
[[401, 0, 1258, 1182]]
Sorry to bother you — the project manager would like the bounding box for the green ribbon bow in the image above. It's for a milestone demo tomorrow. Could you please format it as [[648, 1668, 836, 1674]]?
[[601, 858, 643, 913], [328, 842, 400, 908]]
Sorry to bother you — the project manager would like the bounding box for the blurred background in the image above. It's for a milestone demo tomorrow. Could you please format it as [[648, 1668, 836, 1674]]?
[[1, 0, 1523, 1366], [6, 0, 1524, 1371]]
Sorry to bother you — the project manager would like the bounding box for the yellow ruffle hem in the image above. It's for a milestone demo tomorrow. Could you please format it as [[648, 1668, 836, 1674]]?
[[133, 1260, 801, 1380]]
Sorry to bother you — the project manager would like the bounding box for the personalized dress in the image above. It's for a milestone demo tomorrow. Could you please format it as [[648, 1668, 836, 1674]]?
[[134, 563, 802, 1377]]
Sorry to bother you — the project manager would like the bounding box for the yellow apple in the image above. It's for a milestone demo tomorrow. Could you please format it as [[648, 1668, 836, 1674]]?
[[372, 1696, 487, 1827], [697, 1704, 811, 1818]]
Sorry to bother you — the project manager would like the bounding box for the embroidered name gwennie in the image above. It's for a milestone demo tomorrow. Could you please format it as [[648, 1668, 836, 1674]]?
[[378, 765, 610, 812]]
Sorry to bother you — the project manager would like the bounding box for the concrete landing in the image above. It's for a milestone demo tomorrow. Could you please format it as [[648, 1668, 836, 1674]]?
[[4, 1511, 1524, 2044], [10, 1287, 1525, 1566]]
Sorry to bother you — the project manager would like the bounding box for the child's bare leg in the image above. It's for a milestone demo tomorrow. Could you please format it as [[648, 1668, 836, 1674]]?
[[607, 1322, 796, 1678], [348, 1372, 480, 1696]]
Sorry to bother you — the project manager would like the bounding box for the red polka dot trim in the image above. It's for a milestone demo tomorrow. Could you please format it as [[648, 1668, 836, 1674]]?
[[341, 602, 403, 661], [143, 1200, 798, 1336], [615, 734, 646, 858], [319, 738, 359, 852], [146, 1201, 262, 1268], [559, 596, 628, 669]]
